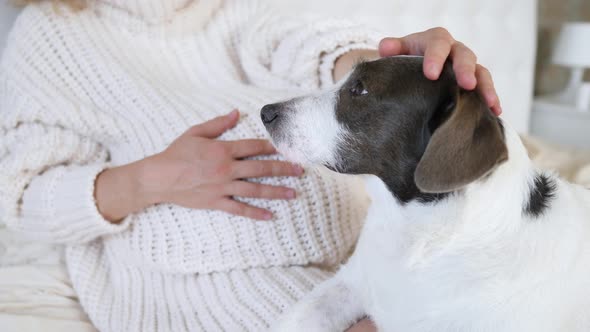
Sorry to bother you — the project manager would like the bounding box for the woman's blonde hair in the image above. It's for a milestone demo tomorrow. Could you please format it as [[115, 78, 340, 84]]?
[[15, 0, 87, 11]]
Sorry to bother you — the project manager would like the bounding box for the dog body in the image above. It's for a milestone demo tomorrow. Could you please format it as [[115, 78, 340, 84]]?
[[331, 142, 590, 332], [261, 56, 590, 332]]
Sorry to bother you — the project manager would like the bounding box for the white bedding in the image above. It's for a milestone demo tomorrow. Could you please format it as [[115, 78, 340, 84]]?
[[0, 230, 97, 332]]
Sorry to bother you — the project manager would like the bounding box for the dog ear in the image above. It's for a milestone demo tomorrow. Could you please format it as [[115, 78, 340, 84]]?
[[414, 90, 508, 193]]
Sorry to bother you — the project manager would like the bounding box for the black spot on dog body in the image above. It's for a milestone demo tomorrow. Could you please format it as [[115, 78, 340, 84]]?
[[524, 173, 557, 218]]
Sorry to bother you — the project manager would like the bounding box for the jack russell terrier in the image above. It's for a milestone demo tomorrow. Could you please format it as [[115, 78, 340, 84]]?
[[260, 56, 590, 332]]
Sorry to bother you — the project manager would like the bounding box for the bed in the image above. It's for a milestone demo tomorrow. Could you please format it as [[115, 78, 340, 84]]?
[[2, 0, 588, 331]]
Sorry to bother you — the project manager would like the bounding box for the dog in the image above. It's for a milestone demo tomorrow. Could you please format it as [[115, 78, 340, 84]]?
[[260, 56, 590, 332]]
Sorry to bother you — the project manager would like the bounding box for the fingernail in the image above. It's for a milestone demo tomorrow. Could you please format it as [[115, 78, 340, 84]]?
[[228, 109, 239, 119], [293, 165, 305, 176], [427, 64, 440, 79], [267, 142, 277, 153], [286, 189, 296, 199], [262, 212, 273, 220], [465, 75, 477, 89]]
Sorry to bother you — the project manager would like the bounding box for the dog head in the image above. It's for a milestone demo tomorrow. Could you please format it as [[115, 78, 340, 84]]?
[[261, 56, 508, 203]]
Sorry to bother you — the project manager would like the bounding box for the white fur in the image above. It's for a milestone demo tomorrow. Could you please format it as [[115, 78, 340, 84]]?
[[272, 119, 590, 331], [272, 85, 349, 169]]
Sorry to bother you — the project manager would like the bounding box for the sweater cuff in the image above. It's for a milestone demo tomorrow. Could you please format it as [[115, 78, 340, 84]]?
[[267, 20, 382, 91], [21, 164, 131, 242], [307, 26, 381, 89]]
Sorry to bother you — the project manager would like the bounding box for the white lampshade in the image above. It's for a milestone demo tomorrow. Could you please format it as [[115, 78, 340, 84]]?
[[552, 22, 590, 68]]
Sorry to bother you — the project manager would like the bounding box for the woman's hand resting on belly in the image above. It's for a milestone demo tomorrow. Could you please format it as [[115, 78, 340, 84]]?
[[94, 110, 303, 222]]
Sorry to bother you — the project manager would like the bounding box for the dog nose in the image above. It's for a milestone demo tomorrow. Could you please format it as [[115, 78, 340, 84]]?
[[261, 104, 280, 124]]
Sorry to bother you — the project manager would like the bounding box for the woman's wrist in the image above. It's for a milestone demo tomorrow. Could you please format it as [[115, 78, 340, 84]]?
[[94, 160, 153, 223], [333, 49, 380, 82]]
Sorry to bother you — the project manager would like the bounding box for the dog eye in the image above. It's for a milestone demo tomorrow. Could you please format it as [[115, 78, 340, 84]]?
[[350, 80, 368, 96]]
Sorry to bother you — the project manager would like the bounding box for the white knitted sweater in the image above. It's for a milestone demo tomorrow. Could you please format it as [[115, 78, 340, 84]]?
[[0, 1, 378, 331]]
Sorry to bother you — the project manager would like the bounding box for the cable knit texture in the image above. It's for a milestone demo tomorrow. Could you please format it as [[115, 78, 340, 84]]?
[[0, 0, 379, 330]]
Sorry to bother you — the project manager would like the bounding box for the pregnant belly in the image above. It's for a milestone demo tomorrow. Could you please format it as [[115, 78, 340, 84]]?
[[102, 165, 368, 274]]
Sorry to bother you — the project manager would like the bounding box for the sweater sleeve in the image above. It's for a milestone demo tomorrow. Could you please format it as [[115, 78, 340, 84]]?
[[0, 80, 132, 244], [233, 1, 382, 91]]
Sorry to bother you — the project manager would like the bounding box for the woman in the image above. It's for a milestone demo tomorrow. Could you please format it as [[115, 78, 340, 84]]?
[[0, 0, 500, 331]]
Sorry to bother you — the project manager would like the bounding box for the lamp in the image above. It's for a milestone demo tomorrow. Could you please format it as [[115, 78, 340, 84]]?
[[552, 22, 590, 111]]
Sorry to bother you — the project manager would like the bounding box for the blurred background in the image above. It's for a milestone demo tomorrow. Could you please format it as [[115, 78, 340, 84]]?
[[0, 0, 588, 149], [536, 0, 590, 96]]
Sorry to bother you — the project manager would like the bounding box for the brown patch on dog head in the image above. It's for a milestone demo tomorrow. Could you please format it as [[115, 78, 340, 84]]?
[[414, 90, 508, 193]]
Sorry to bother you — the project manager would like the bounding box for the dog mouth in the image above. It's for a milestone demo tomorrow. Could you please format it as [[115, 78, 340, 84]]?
[[260, 89, 347, 170], [270, 133, 331, 167], [261, 102, 327, 166]]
